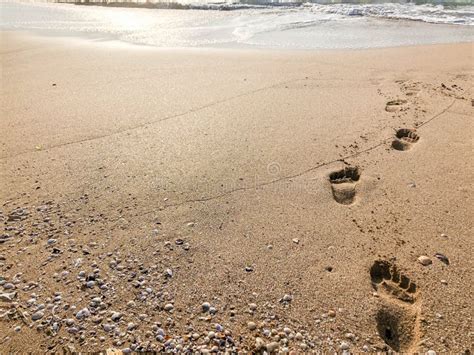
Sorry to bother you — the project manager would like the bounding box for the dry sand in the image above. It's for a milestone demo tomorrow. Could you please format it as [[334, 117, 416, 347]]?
[[0, 32, 473, 353]]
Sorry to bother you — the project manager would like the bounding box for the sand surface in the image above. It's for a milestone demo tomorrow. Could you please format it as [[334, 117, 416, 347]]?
[[0, 32, 473, 353]]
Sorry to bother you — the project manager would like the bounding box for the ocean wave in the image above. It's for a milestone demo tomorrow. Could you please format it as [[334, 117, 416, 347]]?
[[303, 3, 474, 25]]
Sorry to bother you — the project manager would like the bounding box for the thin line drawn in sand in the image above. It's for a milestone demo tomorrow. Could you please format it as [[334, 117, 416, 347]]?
[[370, 260, 421, 353], [31, 97, 458, 220], [392, 128, 420, 151], [133, 99, 457, 215], [2, 92, 461, 218], [0, 76, 311, 161], [328, 166, 360, 205]]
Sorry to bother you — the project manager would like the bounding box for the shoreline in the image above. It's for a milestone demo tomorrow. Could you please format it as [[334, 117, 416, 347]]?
[[2, 29, 474, 54], [0, 32, 473, 353]]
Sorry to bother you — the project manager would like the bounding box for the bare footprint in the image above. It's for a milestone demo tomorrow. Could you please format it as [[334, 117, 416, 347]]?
[[385, 99, 408, 112], [370, 260, 421, 352], [400, 80, 424, 97], [392, 128, 420, 151], [329, 166, 360, 205]]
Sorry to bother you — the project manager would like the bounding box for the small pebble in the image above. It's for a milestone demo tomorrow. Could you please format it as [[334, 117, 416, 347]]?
[[248, 321, 257, 331], [255, 337, 265, 350], [418, 256, 432, 266], [76, 308, 90, 320], [202, 302, 211, 313], [340, 341, 350, 350], [266, 342, 279, 353], [86, 281, 95, 288], [282, 294, 292, 302], [102, 324, 114, 332], [111, 312, 122, 321], [31, 311, 44, 321]]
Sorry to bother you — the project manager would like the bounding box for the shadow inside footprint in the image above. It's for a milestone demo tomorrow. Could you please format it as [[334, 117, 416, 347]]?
[[329, 167, 360, 205], [392, 128, 420, 151], [376, 307, 402, 351], [376, 306, 417, 353], [385, 99, 408, 112], [370, 260, 419, 352]]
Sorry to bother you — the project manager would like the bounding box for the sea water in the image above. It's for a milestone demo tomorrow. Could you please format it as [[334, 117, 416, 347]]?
[[1, 0, 473, 49]]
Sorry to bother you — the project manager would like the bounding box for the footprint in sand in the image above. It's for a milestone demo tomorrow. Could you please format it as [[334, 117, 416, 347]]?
[[385, 99, 408, 112], [329, 166, 360, 205], [370, 260, 421, 352], [400, 80, 424, 97], [392, 128, 420, 151]]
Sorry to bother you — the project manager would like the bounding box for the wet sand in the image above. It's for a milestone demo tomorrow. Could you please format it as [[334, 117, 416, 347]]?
[[0, 32, 473, 353]]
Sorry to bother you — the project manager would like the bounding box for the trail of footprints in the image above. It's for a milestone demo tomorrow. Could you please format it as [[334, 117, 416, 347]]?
[[329, 79, 468, 350], [328, 127, 419, 205], [326, 82, 441, 351], [328, 84, 424, 205]]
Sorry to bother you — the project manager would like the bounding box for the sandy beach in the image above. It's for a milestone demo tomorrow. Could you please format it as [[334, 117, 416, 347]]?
[[0, 31, 473, 353]]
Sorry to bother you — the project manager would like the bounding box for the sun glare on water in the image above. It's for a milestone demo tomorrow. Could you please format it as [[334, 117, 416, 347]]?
[[103, 8, 153, 31]]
